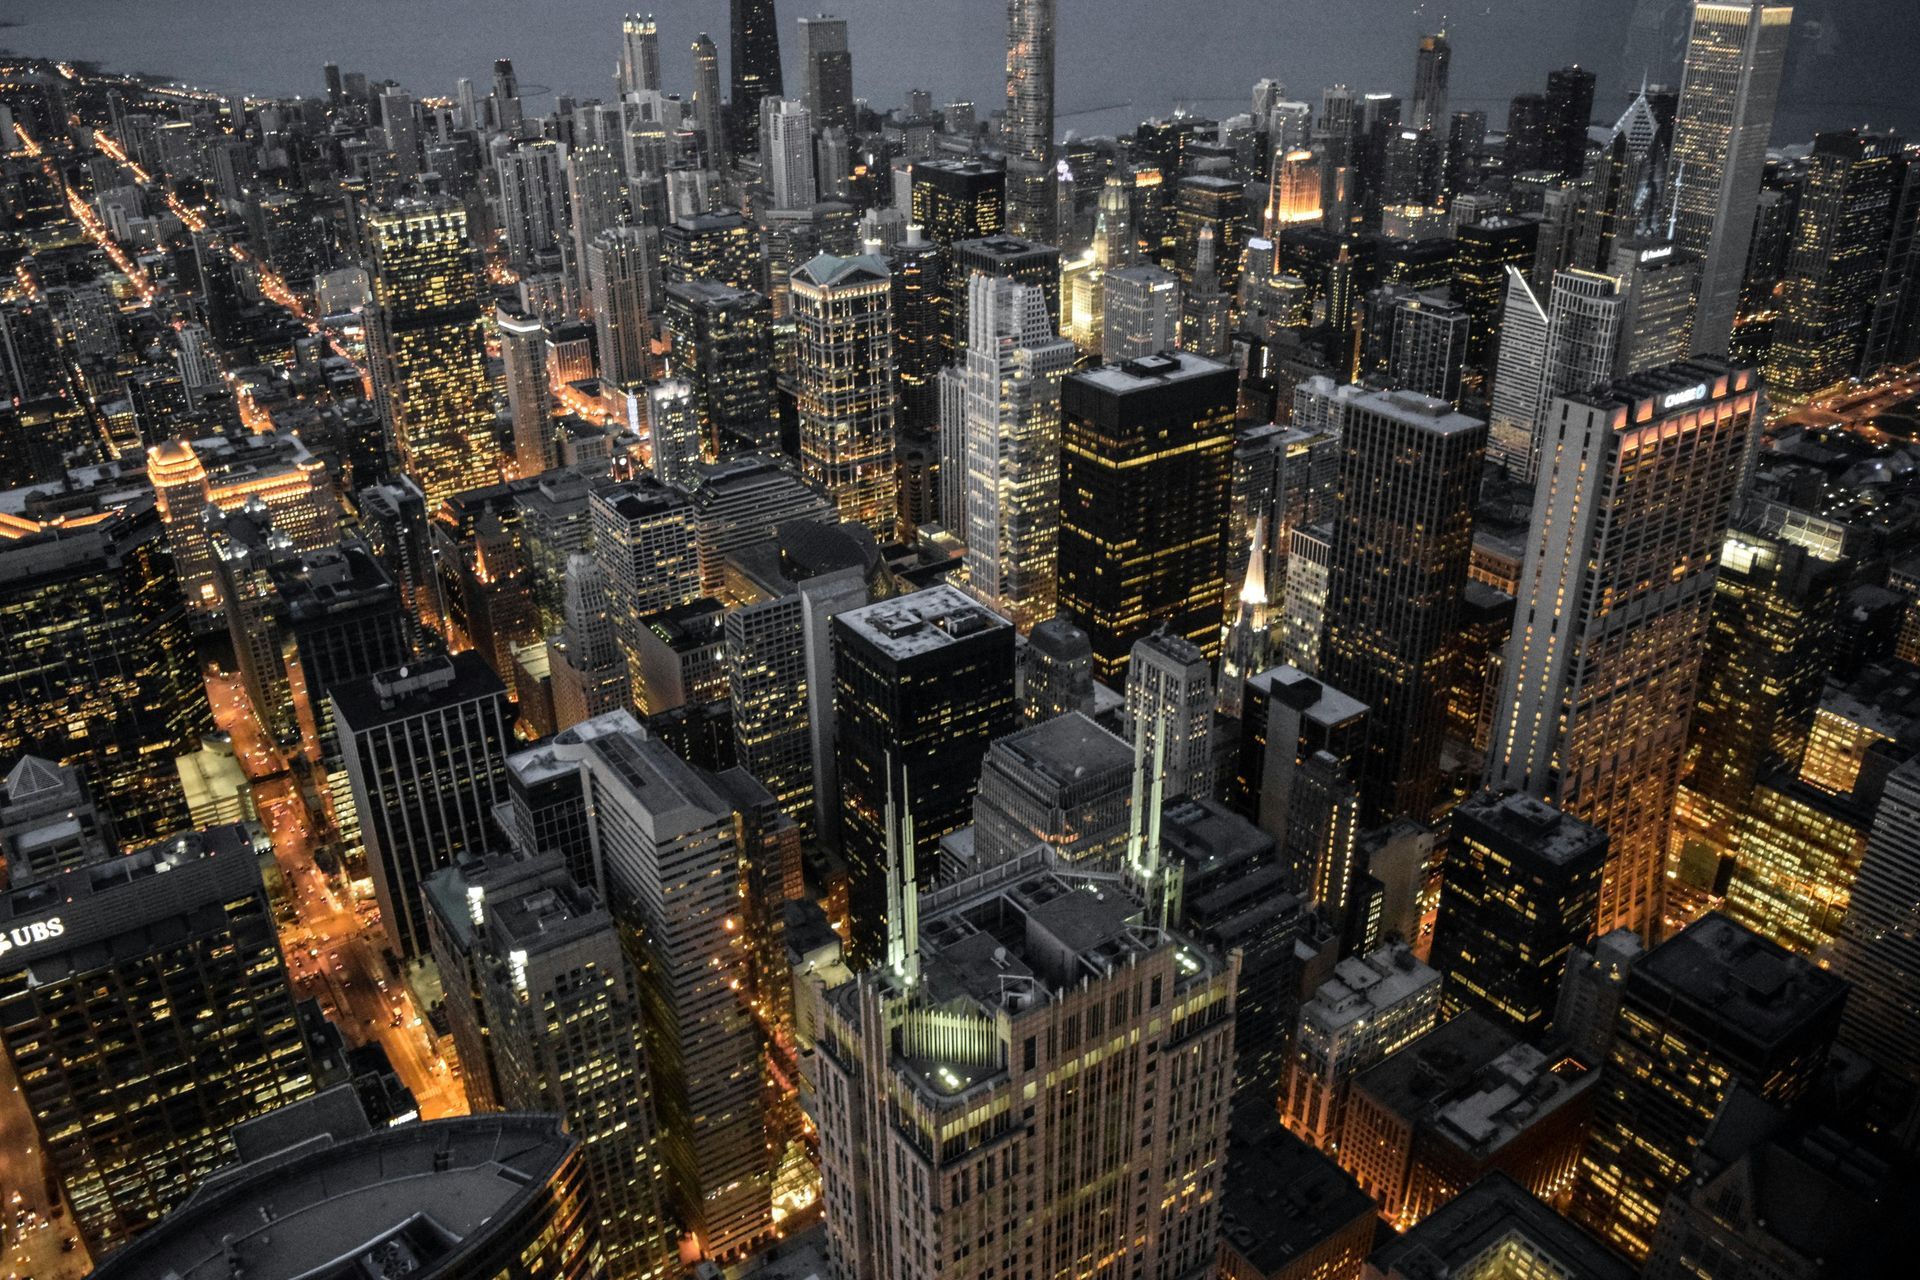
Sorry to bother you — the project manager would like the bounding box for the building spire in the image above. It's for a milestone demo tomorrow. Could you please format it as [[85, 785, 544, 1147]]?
[[882, 756, 920, 988]]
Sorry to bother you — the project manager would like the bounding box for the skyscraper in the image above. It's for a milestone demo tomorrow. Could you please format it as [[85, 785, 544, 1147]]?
[[729, 0, 785, 152], [798, 13, 854, 133], [1102, 262, 1181, 360], [423, 851, 676, 1280], [832, 585, 1016, 967], [1764, 129, 1901, 402], [1667, 1, 1793, 357], [792, 252, 900, 540], [765, 97, 817, 209], [1488, 361, 1762, 939], [1320, 389, 1485, 824], [1572, 914, 1844, 1261], [909, 157, 1006, 248], [588, 224, 658, 390], [0, 492, 205, 845], [1122, 629, 1218, 803], [1432, 791, 1607, 1036], [332, 654, 513, 959], [0, 827, 317, 1252], [1058, 352, 1236, 684], [494, 139, 571, 272], [512, 714, 775, 1256], [620, 13, 662, 96], [364, 198, 501, 508], [663, 279, 777, 455], [1487, 267, 1624, 480], [1829, 754, 1920, 1097], [1002, 0, 1056, 241], [953, 275, 1075, 631], [690, 32, 728, 166], [809, 857, 1239, 1280], [497, 304, 554, 477], [1409, 32, 1452, 135]]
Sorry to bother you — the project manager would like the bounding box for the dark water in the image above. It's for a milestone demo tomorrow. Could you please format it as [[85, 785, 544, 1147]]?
[[4, 0, 1912, 143]]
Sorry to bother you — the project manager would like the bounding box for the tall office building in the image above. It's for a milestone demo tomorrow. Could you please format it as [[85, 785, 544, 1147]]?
[[1432, 791, 1607, 1036], [690, 33, 728, 166], [513, 715, 774, 1257], [765, 98, 817, 209], [588, 224, 658, 390], [498, 304, 554, 477], [620, 13, 662, 95], [1572, 914, 1844, 1261], [648, 379, 703, 491], [1102, 263, 1181, 360], [909, 158, 1007, 249], [1667, 1, 1793, 357], [792, 253, 900, 539], [687, 454, 836, 598], [663, 280, 778, 454], [424, 852, 675, 1279], [1122, 630, 1218, 803], [729, 0, 785, 151], [798, 14, 854, 133], [590, 476, 700, 672], [1765, 129, 1900, 401], [724, 522, 878, 836], [1829, 755, 1920, 1095], [0, 827, 316, 1252], [364, 199, 500, 508], [1409, 32, 1452, 134], [95, 1111, 604, 1280], [332, 654, 512, 959], [0, 493, 205, 845], [809, 857, 1239, 1280], [550, 554, 633, 730], [1488, 361, 1761, 939], [1236, 664, 1369, 847], [1058, 352, 1236, 685], [888, 227, 948, 447], [1320, 389, 1485, 824], [495, 139, 571, 272], [1678, 527, 1842, 855], [833, 585, 1016, 967], [952, 276, 1076, 631], [1488, 267, 1623, 480], [1001, 0, 1057, 241]]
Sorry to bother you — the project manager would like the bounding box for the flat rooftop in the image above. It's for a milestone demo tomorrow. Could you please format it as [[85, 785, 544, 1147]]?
[[90, 1113, 577, 1280], [1455, 790, 1608, 868], [1366, 1171, 1634, 1280], [836, 582, 1011, 659], [1634, 913, 1848, 1052], [987, 712, 1132, 788]]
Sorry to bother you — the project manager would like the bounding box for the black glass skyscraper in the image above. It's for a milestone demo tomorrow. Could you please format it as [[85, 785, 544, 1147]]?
[[729, 0, 784, 154]]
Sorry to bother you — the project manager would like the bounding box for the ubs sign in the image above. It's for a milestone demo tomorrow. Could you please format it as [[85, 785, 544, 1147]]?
[[0, 917, 66, 959]]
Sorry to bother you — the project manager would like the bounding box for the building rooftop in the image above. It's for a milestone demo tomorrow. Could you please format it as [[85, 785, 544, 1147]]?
[[1456, 790, 1608, 868], [836, 583, 1011, 659], [0, 823, 263, 979], [1304, 944, 1441, 1033], [1248, 664, 1369, 729], [986, 712, 1132, 789], [1073, 349, 1231, 395], [1350, 386, 1487, 437], [1634, 913, 1848, 1052], [1353, 1012, 1514, 1125], [1365, 1171, 1634, 1280], [330, 653, 505, 732], [1217, 1103, 1377, 1277], [90, 1106, 579, 1280]]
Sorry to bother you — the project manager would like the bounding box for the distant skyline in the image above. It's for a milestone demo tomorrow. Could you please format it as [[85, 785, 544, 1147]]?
[[6, 0, 1913, 143]]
